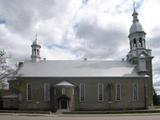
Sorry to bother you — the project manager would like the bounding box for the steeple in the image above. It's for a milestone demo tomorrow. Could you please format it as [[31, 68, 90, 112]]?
[[31, 35, 41, 62], [127, 2, 147, 53], [129, 4, 144, 36], [132, 8, 139, 23], [127, 2, 153, 70]]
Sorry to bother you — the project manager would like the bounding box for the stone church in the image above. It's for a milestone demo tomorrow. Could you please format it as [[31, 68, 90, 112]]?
[[9, 8, 154, 111]]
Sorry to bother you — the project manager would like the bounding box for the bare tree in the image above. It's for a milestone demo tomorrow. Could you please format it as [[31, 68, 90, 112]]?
[[0, 50, 16, 89]]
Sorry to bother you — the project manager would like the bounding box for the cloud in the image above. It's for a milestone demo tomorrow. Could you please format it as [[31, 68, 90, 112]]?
[[0, 0, 160, 87], [0, 0, 81, 59], [74, 20, 128, 59], [154, 81, 160, 86]]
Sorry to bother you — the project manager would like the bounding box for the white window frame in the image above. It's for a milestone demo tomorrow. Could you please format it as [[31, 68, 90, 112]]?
[[97, 83, 104, 102], [44, 83, 50, 101], [79, 83, 85, 102], [115, 83, 121, 101], [26, 83, 32, 101], [133, 83, 138, 101], [62, 88, 66, 95]]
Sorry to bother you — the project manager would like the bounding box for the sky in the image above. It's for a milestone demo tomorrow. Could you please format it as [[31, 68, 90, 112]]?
[[0, 0, 160, 93]]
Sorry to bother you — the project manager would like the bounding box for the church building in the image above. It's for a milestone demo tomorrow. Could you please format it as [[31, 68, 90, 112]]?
[[9, 8, 154, 111]]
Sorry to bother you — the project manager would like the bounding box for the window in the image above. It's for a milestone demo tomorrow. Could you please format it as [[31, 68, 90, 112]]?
[[115, 84, 121, 101], [79, 83, 85, 102], [34, 49, 36, 55], [139, 38, 143, 47], [98, 83, 104, 101], [37, 49, 39, 55], [44, 83, 50, 101], [62, 88, 66, 95], [133, 38, 137, 48], [107, 84, 112, 101], [26, 83, 32, 101], [133, 83, 138, 101]]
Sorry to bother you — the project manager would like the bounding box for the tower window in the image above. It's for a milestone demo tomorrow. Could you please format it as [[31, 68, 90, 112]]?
[[34, 49, 36, 55], [139, 38, 143, 47], [133, 39, 137, 48], [37, 49, 39, 55]]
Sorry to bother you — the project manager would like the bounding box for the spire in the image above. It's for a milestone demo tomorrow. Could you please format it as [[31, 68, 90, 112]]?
[[133, 0, 136, 12], [129, 1, 144, 35], [33, 33, 39, 45], [132, 1, 139, 23], [31, 34, 41, 62]]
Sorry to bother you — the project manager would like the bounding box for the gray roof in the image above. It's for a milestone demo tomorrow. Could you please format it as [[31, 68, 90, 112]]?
[[129, 10, 144, 35], [130, 22, 144, 34], [16, 60, 144, 78]]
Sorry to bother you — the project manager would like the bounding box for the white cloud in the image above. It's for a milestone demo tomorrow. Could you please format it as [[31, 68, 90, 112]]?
[[0, 0, 160, 91]]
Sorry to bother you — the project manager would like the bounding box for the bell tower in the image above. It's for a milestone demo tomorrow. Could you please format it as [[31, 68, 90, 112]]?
[[127, 3, 154, 107], [127, 7, 152, 64], [31, 35, 41, 62]]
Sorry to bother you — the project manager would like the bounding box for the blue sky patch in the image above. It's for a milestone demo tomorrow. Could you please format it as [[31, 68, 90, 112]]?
[[44, 42, 68, 50], [0, 19, 6, 24], [135, 0, 144, 10]]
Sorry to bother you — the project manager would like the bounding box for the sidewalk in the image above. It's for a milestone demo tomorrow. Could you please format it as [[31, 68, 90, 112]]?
[[0, 108, 160, 116], [64, 109, 160, 114], [0, 110, 52, 116]]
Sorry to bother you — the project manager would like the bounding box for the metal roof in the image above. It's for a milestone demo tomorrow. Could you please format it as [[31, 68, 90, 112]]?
[[16, 60, 144, 78], [130, 22, 144, 34]]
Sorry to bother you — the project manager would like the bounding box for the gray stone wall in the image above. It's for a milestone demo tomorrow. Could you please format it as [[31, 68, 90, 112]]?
[[13, 77, 147, 111]]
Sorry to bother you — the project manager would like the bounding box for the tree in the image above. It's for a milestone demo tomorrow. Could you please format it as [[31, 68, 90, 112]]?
[[0, 50, 16, 90]]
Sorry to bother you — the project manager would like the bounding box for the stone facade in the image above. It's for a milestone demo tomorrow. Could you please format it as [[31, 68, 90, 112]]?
[[9, 76, 151, 111]]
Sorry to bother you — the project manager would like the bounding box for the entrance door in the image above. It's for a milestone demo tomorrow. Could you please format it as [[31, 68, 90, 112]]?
[[61, 99, 67, 109], [58, 96, 69, 109]]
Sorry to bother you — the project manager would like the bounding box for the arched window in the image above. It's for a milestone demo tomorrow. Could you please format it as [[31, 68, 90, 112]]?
[[37, 49, 39, 56], [133, 38, 137, 48], [133, 83, 138, 101], [26, 83, 32, 101], [107, 84, 112, 101], [98, 83, 104, 101], [139, 38, 143, 47], [115, 84, 121, 101], [44, 83, 50, 101], [79, 83, 85, 102], [34, 49, 36, 55]]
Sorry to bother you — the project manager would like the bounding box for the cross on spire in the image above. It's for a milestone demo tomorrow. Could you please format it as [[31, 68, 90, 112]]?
[[133, 0, 136, 12]]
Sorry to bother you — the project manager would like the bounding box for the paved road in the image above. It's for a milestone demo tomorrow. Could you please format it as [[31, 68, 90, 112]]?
[[0, 113, 160, 120]]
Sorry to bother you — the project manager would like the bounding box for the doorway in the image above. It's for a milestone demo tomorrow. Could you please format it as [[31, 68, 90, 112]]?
[[60, 98, 67, 109], [58, 96, 69, 109]]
